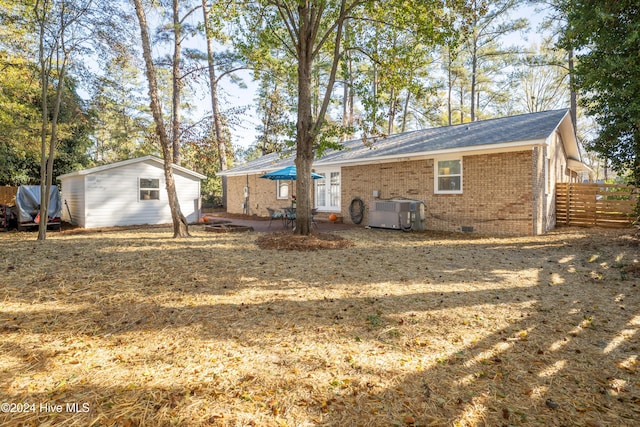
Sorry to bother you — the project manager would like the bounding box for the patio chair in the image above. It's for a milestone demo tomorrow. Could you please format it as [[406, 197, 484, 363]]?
[[283, 207, 296, 229], [287, 208, 319, 230], [266, 207, 284, 228]]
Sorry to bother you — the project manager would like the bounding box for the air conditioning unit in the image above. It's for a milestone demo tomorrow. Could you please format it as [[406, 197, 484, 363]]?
[[368, 199, 425, 231]]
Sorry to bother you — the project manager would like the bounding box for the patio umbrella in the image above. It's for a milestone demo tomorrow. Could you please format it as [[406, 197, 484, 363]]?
[[259, 165, 323, 180]]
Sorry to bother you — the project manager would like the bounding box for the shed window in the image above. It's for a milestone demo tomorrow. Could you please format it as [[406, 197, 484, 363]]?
[[435, 159, 462, 194], [277, 180, 289, 199], [139, 178, 160, 200]]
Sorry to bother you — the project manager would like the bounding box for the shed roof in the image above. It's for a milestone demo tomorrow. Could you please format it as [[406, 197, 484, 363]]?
[[220, 109, 583, 176], [58, 155, 206, 180]]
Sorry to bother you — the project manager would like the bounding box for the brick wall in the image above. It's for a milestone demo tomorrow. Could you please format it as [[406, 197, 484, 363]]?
[[227, 146, 575, 236], [342, 151, 536, 235], [341, 159, 431, 224], [227, 175, 297, 216], [531, 131, 575, 234]]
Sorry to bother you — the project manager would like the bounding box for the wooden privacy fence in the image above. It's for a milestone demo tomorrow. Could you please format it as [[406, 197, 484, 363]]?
[[556, 183, 638, 228], [0, 186, 18, 206]]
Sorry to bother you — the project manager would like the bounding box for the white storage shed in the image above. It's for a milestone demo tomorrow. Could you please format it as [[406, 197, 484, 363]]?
[[59, 156, 206, 228]]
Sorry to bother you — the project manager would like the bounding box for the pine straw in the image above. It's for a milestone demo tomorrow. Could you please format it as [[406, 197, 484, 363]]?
[[0, 226, 639, 427], [256, 232, 354, 251]]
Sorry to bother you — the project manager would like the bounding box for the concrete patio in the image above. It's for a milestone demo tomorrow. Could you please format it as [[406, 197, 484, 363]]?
[[201, 211, 360, 233]]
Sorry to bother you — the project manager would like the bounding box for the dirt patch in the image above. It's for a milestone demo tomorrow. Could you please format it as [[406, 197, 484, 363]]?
[[256, 232, 354, 251], [205, 224, 254, 233], [0, 226, 639, 426]]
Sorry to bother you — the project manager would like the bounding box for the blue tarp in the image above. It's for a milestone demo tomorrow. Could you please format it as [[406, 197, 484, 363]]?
[[15, 185, 62, 223]]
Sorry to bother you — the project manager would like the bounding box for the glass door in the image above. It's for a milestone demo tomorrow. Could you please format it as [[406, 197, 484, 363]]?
[[314, 169, 340, 211]]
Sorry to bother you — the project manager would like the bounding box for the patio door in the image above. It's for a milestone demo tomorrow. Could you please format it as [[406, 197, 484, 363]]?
[[314, 169, 340, 211]]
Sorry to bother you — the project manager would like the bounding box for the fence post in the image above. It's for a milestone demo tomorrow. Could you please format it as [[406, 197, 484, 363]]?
[[566, 183, 571, 225]]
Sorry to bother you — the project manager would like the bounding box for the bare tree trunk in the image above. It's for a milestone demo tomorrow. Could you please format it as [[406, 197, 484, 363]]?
[[387, 87, 396, 135], [447, 49, 453, 126], [37, 0, 49, 241], [202, 0, 228, 208], [372, 62, 378, 130], [36, 0, 67, 241], [295, 4, 315, 236], [341, 23, 353, 142], [293, 0, 347, 235], [172, 0, 182, 165], [470, 40, 477, 122], [341, 70, 354, 141], [270, 0, 348, 235], [133, 0, 189, 238], [459, 81, 464, 124], [260, 80, 277, 155], [568, 48, 577, 128], [401, 90, 411, 133]]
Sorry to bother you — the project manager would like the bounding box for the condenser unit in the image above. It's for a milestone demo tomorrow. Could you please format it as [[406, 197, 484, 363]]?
[[368, 199, 424, 231]]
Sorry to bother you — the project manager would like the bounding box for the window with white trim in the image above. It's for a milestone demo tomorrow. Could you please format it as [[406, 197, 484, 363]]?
[[277, 180, 289, 199], [139, 178, 160, 200], [435, 159, 462, 194]]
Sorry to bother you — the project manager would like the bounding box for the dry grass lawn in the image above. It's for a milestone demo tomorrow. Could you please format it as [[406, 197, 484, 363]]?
[[0, 225, 639, 426]]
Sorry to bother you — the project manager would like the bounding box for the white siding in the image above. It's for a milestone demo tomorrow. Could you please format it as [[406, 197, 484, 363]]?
[[60, 175, 86, 227], [174, 169, 201, 223], [66, 159, 201, 229]]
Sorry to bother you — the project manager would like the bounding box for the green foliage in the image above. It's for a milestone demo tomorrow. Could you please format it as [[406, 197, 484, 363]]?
[[561, 0, 640, 186], [253, 72, 295, 155], [0, 1, 40, 185], [88, 54, 155, 164], [0, 50, 92, 185], [0, 56, 41, 184], [182, 144, 222, 200]]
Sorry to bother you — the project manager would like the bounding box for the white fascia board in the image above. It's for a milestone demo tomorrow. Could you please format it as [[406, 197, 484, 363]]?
[[58, 155, 159, 178], [170, 163, 207, 180], [557, 115, 581, 160], [59, 156, 206, 180]]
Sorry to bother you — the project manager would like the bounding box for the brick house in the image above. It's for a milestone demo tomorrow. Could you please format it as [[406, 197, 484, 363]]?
[[219, 109, 590, 235]]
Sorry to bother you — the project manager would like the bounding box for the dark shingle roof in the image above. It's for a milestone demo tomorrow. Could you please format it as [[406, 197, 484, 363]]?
[[222, 109, 569, 175], [221, 150, 296, 175]]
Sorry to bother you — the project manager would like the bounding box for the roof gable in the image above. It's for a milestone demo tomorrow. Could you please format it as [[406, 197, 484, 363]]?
[[59, 156, 206, 180]]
